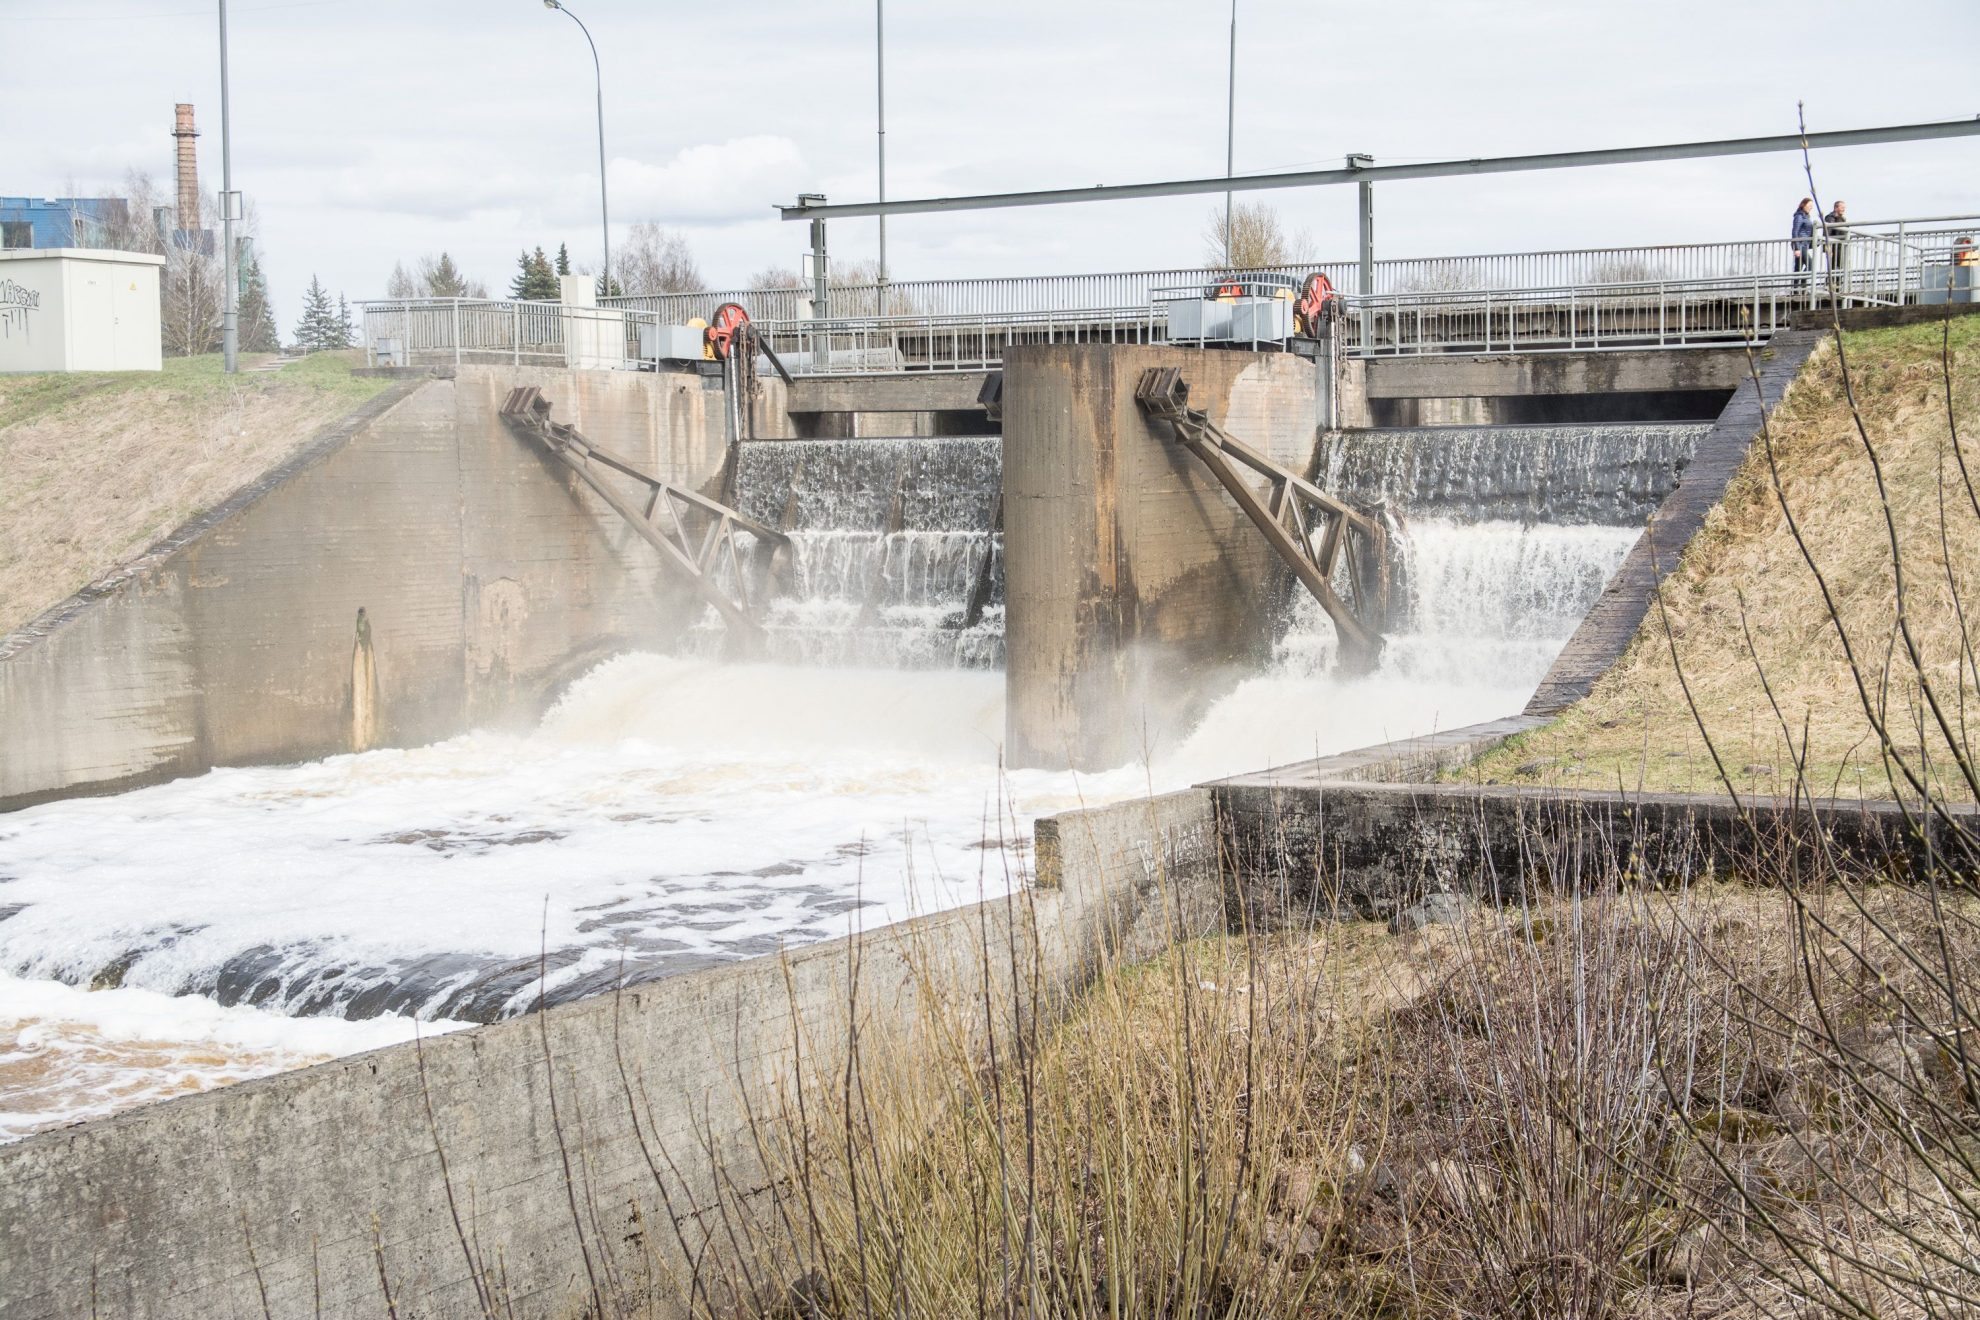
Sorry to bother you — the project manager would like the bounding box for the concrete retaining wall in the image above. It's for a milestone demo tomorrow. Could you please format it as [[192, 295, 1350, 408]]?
[[0, 788, 1223, 1320], [1003, 343, 1324, 771], [0, 365, 753, 810], [1216, 777, 1979, 927]]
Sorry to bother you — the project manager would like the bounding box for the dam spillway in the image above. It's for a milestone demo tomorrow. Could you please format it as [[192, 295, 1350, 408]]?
[[0, 348, 1709, 1143], [692, 435, 1005, 668], [1319, 421, 1709, 524]]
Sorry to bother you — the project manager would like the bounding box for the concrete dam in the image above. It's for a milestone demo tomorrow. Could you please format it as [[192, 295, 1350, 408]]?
[[1, 334, 1813, 1319], [0, 351, 1714, 1033]]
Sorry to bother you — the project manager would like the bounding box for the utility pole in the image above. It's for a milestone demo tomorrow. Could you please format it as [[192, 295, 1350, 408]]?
[[545, 1, 611, 294], [1223, 0, 1236, 267], [218, 0, 237, 372], [876, 0, 888, 295], [799, 193, 829, 321], [1348, 153, 1374, 348]]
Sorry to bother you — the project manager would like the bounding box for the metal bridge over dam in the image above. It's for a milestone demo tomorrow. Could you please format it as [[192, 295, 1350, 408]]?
[[359, 213, 1980, 375]]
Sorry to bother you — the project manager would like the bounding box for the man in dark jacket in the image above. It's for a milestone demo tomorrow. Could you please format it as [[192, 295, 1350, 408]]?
[[1824, 200, 1850, 291], [1791, 198, 1817, 276]]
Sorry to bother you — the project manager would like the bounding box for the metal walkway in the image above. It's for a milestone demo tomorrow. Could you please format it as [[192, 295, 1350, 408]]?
[[1134, 366, 1394, 671], [498, 386, 788, 648]]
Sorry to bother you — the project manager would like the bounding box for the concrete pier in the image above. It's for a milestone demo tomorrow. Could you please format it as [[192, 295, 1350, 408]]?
[[1002, 343, 1325, 771]]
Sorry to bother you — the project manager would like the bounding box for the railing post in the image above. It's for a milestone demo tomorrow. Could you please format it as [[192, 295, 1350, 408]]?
[[512, 302, 520, 365], [1897, 221, 1909, 303], [451, 299, 461, 369]]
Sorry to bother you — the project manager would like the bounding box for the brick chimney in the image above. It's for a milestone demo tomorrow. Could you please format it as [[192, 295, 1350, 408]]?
[[172, 103, 200, 229]]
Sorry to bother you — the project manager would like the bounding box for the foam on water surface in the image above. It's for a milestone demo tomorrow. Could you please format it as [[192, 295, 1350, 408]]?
[[0, 500, 1636, 1138]]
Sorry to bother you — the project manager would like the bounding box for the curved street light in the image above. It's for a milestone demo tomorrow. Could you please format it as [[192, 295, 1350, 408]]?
[[544, 0, 611, 294]]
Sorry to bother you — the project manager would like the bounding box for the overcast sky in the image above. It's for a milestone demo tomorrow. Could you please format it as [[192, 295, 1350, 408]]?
[[5, 0, 1977, 325]]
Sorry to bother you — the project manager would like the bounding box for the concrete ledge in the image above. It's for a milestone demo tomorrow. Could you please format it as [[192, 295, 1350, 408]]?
[[1790, 301, 1980, 332], [786, 371, 992, 414], [1217, 778, 1979, 926], [1214, 716, 1545, 792], [1363, 347, 1745, 399]]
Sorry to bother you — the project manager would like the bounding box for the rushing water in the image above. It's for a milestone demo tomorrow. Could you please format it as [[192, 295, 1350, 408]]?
[[1320, 422, 1708, 524], [0, 427, 1654, 1140]]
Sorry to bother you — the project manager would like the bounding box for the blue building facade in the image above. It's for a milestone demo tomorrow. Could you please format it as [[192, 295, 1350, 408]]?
[[0, 197, 130, 250]]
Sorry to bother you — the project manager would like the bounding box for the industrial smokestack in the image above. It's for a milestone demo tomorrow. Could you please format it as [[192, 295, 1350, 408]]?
[[172, 103, 200, 231]]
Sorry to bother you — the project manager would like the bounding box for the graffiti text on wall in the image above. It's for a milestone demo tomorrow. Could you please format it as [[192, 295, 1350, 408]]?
[[0, 277, 40, 341]]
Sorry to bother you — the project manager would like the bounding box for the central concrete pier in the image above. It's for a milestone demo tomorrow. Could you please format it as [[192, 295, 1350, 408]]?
[[1002, 343, 1325, 771]]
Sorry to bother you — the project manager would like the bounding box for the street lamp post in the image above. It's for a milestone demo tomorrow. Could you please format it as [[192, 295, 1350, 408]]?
[[876, 0, 887, 292], [218, 0, 237, 372], [544, 0, 611, 294], [1223, 0, 1236, 267]]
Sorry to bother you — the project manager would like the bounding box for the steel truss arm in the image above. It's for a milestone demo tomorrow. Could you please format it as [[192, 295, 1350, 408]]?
[[498, 387, 788, 647], [1135, 367, 1391, 670]]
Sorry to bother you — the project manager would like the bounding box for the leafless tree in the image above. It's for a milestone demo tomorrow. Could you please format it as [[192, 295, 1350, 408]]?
[[617, 222, 704, 295], [1204, 201, 1311, 270]]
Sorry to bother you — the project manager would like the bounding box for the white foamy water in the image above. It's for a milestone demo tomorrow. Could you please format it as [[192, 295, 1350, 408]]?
[[0, 508, 1636, 1140], [0, 972, 469, 1143]]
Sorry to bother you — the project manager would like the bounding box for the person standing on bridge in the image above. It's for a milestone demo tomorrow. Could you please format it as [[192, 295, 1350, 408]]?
[[1791, 198, 1817, 277], [1824, 200, 1851, 294]]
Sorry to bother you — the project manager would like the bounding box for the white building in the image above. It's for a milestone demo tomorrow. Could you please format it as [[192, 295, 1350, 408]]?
[[0, 248, 164, 373]]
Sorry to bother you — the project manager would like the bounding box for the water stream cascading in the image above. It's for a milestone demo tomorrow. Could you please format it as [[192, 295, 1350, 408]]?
[[690, 436, 1005, 668]]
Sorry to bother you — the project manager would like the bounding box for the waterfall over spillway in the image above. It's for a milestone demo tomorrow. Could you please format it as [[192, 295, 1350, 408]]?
[[1320, 422, 1708, 524], [694, 436, 1005, 667]]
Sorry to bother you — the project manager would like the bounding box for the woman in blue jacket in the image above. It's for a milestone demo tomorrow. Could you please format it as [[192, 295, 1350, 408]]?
[[1791, 198, 1817, 276]]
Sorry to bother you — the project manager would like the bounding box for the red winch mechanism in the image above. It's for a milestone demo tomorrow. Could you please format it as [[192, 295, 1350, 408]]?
[[704, 301, 752, 360], [1293, 271, 1336, 339]]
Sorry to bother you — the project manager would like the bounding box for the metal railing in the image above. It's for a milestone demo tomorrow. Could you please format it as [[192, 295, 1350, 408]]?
[[362, 213, 1977, 372], [357, 298, 663, 370], [601, 215, 1980, 324], [1339, 271, 1895, 356]]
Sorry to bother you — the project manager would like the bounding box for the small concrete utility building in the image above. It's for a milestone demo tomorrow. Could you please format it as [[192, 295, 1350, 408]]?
[[0, 247, 164, 373]]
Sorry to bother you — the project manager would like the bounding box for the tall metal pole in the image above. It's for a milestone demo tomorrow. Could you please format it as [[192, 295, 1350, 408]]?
[[1223, 0, 1236, 267], [547, 2, 610, 294], [218, 0, 237, 372], [1357, 173, 1374, 349], [876, 0, 887, 293]]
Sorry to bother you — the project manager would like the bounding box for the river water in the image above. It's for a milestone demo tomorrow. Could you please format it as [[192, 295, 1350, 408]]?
[[0, 428, 1653, 1141]]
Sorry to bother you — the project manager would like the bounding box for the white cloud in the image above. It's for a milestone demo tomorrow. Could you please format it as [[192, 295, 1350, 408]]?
[[608, 136, 809, 224]]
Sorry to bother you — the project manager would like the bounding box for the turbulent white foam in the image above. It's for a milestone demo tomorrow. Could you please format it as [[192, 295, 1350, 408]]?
[[0, 972, 467, 1142], [0, 508, 1638, 1135]]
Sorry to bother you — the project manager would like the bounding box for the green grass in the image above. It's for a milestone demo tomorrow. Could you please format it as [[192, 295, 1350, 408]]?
[[0, 350, 386, 433]]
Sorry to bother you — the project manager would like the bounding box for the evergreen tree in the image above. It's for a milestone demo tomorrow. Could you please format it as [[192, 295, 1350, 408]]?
[[335, 294, 355, 349], [555, 243, 571, 277], [237, 252, 281, 352], [507, 246, 558, 300], [422, 252, 476, 299], [293, 275, 339, 353]]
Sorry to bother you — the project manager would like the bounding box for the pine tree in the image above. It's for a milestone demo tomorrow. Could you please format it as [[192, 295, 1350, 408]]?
[[237, 252, 281, 352], [555, 243, 571, 277], [508, 247, 558, 300], [422, 252, 475, 299], [335, 294, 355, 349], [293, 275, 339, 353]]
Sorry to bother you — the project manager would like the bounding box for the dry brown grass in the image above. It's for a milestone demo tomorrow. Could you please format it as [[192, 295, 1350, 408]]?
[[1467, 319, 1980, 801], [665, 874, 1978, 1320], [0, 351, 391, 638]]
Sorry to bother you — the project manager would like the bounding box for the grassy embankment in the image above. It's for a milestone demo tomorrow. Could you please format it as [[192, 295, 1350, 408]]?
[[0, 350, 391, 638], [1465, 318, 1980, 800]]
